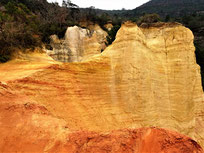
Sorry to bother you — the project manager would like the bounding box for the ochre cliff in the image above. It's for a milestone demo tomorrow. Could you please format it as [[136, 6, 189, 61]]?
[[0, 22, 204, 152], [101, 22, 204, 144]]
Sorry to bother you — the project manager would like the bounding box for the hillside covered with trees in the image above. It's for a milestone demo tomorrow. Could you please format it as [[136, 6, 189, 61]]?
[[130, 0, 204, 17], [0, 0, 118, 62]]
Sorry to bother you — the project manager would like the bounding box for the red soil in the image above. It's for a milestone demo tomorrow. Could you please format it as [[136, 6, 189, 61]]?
[[65, 128, 204, 153], [0, 85, 203, 153]]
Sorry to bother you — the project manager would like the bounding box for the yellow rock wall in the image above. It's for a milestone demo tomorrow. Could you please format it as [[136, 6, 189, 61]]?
[[101, 22, 204, 144]]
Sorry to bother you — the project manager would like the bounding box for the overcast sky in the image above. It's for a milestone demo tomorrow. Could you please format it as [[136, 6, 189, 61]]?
[[47, 0, 150, 10]]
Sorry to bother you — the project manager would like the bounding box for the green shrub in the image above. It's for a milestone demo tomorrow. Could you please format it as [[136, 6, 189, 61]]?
[[195, 42, 204, 90], [137, 13, 161, 25], [0, 1, 41, 63], [0, 54, 11, 63]]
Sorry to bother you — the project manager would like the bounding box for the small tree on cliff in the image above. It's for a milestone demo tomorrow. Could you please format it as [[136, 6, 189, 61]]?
[[137, 13, 161, 26]]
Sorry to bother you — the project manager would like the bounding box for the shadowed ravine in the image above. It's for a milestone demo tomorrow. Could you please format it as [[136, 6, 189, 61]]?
[[0, 22, 204, 152]]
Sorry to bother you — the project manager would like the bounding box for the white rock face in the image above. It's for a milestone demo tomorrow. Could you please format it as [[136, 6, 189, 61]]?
[[47, 25, 107, 62], [65, 26, 88, 62]]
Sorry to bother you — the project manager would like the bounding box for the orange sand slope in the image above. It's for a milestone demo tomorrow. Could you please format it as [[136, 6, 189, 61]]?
[[0, 86, 203, 152]]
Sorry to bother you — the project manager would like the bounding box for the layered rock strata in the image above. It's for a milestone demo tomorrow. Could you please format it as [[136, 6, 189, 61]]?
[[0, 22, 204, 152]]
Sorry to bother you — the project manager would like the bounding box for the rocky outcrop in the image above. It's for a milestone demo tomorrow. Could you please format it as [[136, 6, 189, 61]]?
[[0, 22, 204, 152], [47, 25, 107, 62]]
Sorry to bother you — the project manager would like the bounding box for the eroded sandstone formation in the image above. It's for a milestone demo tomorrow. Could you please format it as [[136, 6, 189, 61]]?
[[0, 22, 204, 152], [47, 25, 107, 62], [104, 23, 113, 31], [101, 22, 204, 144]]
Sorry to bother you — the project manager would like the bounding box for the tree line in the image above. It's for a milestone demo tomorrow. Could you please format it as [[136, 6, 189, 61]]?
[[0, 0, 118, 62]]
